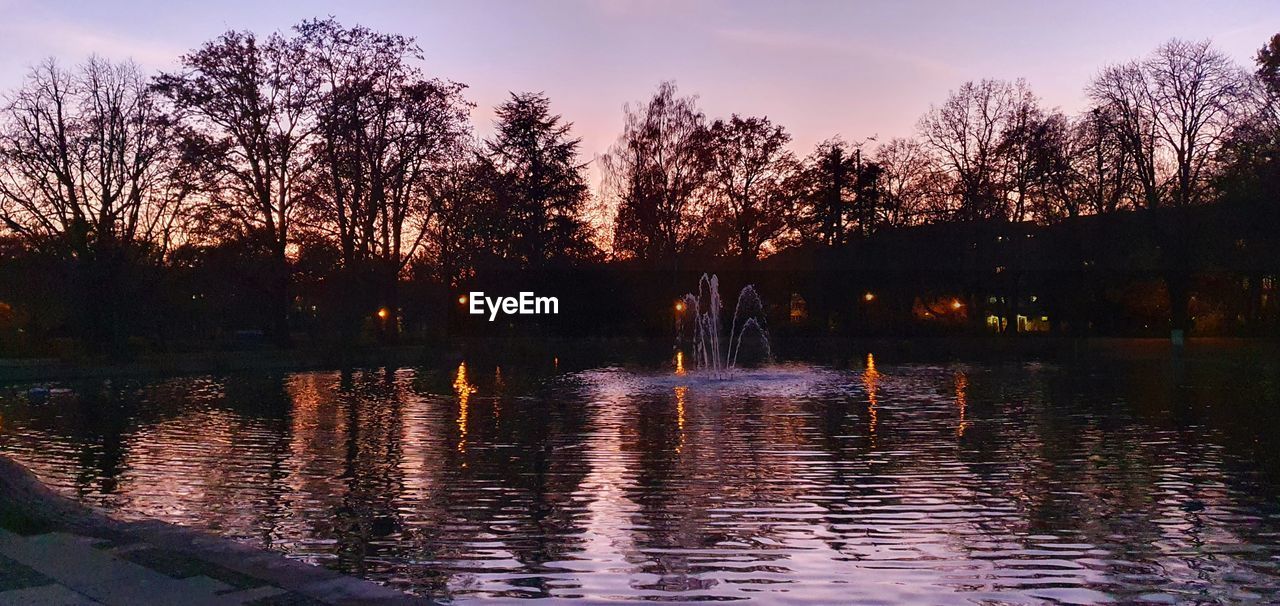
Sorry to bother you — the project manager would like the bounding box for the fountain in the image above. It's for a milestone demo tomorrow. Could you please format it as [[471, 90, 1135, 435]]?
[[679, 274, 772, 377]]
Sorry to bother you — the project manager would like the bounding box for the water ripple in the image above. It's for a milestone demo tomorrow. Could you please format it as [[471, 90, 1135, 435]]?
[[2, 357, 1280, 603]]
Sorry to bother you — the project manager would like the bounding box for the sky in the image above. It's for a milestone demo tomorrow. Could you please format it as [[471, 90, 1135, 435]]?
[[0, 0, 1276, 186]]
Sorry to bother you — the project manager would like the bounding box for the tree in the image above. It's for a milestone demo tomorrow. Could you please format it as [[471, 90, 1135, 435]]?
[[789, 137, 877, 247], [1071, 107, 1136, 216], [604, 82, 710, 261], [0, 58, 189, 257], [1088, 38, 1253, 337], [154, 28, 321, 343], [1215, 33, 1280, 328], [419, 150, 494, 286], [993, 82, 1043, 223], [1021, 110, 1077, 221], [0, 57, 192, 348], [485, 92, 597, 266], [703, 115, 796, 260], [297, 19, 471, 340], [919, 79, 1025, 222], [1089, 39, 1251, 212], [992, 86, 1077, 223], [1256, 33, 1280, 98], [874, 138, 938, 227]]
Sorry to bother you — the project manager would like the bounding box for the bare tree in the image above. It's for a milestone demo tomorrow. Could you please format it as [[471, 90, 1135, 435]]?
[[994, 82, 1052, 222], [1088, 38, 1253, 337], [418, 142, 486, 286], [155, 28, 322, 342], [1021, 110, 1078, 221], [296, 19, 471, 338], [918, 79, 1023, 221], [1071, 107, 1136, 216], [0, 57, 192, 348], [874, 138, 938, 228], [1089, 39, 1252, 211], [0, 57, 190, 257]]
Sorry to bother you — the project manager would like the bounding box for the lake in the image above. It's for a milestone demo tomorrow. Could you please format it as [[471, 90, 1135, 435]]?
[[2, 348, 1280, 603]]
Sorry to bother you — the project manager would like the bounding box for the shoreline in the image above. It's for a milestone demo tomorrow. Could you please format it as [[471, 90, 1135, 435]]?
[[0, 345, 445, 383], [0, 455, 428, 605], [1, 336, 1276, 383]]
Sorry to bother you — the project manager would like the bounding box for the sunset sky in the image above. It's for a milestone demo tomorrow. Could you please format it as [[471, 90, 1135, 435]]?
[[1, 0, 1276, 185]]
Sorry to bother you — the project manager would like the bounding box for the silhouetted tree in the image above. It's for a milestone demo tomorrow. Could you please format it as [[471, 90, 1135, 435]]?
[[1089, 38, 1253, 337], [419, 150, 491, 286], [1020, 111, 1077, 221], [1071, 107, 1136, 216], [297, 18, 471, 341], [0, 58, 191, 256], [485, 92, 597, 266], [1257, 33, 1280, 93], [787, 137, 882, 247], [4, 22, 1280, 350], [919, 79, 1024, 222], [994, 87, 1079, 222], [703, 115, 796, 261], [155, 28, 321, 343], [874, 138, 939, 227], [604, 82, 710, 261], [994, 81, 1047, 223], [1216, 33, 1280, 327], [0, 57, 192, 348]]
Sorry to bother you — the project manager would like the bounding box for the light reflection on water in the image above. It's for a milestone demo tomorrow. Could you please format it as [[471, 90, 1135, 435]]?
[[2, 356, 1280, 603]]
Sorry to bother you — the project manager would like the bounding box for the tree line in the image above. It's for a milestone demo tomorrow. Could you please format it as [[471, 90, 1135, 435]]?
[[1, 19, 1278, 352]]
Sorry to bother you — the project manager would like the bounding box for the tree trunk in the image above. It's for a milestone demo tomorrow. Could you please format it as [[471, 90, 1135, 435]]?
[[1161, 210, 1193, 345], [268, 245, 291, 347]]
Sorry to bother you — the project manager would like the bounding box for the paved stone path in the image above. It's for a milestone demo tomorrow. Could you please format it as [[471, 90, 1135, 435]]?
[[0, 456, 426, 605], [0, 528, 306, 605]]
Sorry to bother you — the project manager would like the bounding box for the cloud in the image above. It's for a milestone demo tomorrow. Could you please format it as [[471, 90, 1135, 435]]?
[[713, 26, 957, 78], [0, 17, 184, 73], [587, 0, 709, 18]]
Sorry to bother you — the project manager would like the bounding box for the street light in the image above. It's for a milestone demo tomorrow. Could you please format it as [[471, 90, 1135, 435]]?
[[675, 301, 685, 312], [458, 295, 467, 305], [864, 292, 875, 302]]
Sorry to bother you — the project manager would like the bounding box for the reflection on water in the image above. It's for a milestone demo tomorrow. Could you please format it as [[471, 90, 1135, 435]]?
[[863, 354, 879, 446], [3, 355, 1280, 603], [454, 362, 475, 457]]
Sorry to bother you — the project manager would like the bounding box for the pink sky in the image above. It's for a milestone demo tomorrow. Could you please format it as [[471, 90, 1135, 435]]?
[[1, 0, 1275, 186]]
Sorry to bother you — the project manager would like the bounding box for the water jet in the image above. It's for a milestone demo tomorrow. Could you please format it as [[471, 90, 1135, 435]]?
[[678, 274, 771, 377]]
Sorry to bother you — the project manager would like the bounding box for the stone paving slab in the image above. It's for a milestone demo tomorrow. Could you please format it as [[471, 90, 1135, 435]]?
[[0, 583, 102, 606], [218, 585, 291, 603], [0, 551, 51, 591], [242, 591, 332, 605], [0, 530, 239, 605], [113, 545, 268, 591], [0, 526, 424, 605], [0, 532, 140, 587]]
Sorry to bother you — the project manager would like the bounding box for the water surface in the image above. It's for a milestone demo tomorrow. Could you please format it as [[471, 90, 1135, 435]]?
[[2, 352, 1280, 604]]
